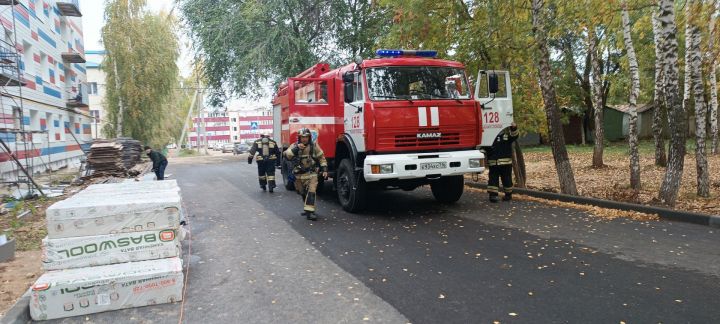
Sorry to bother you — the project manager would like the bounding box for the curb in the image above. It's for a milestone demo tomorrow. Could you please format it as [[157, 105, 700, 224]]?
[[0, 290, 30, 324], [466, 182, 720, 228]]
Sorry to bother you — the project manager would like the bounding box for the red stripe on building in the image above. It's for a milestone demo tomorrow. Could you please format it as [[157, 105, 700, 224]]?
[[31, 31, 38, 41], [23, 78, 36, 90], [192, 117, 229, 123], [33, 54, 41, 63], [48, 56, 54, 64], [14, 5, 29, 20], [59, 75, 64, 82], [70, 21, 83, 37], [204, 126, 231, 131], [55, 133, 60, 140], [0, 17, 11, 30], [189, 135, 231, 141]]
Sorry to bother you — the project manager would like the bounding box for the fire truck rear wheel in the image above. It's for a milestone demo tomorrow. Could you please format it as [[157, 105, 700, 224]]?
[[336, 159, 366, 212], [430, 175, 464, 203]]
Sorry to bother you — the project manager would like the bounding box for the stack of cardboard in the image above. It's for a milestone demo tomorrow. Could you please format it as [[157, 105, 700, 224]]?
[[30, 180, 185, 321]]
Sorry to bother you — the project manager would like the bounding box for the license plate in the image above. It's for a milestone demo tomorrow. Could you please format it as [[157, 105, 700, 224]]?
[[420, 162, 446, 170]]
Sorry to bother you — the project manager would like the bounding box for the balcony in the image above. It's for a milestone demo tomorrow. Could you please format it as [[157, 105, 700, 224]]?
[[57, 0, 81, 17], [66, 83, 89, 108], [0, 43, 23, 87], [61, 51, 86, 63]]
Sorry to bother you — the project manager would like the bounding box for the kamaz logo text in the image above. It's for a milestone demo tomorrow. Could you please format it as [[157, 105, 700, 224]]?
[[417, 132, 442, 139]]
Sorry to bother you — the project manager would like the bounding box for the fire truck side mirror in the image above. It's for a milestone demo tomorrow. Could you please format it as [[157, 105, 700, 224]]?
[[488, 73, 499, 94], [344, 82, 354, 103]]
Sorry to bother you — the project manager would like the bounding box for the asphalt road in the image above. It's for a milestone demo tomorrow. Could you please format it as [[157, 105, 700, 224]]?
[[41, 154, 720, 323]]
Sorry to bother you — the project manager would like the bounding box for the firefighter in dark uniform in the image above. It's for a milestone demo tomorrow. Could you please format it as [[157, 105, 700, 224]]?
[[284, 128, 328, 221], [248, 133, 281, 192], [482, 122, 518, 202]]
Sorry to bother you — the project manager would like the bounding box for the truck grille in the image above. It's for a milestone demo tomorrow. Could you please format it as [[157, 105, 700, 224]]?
[[376, 126, 475, 151], [395, 130, 460, 147]]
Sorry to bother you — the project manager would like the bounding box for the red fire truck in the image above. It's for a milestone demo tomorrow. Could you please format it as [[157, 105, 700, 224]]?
[[272, 49, 514, 212]]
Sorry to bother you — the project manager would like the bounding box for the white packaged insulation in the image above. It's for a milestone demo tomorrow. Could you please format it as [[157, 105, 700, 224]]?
[[30, 257, 184, 321], [42, 229, 181, 270]]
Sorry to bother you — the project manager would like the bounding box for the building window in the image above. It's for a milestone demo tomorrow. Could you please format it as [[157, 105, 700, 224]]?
[[232, 127, 237, 131], [90, 110, 100, 121], [231, 118, 236, 122], [88, 82, 98, 95]]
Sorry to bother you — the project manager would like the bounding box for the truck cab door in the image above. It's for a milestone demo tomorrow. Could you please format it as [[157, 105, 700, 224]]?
[[342, 70, 366, 152], [475, 70, 514, 147]]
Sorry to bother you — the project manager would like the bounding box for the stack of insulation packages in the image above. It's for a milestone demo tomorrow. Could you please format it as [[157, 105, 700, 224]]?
[[29, 180, 186, 321]]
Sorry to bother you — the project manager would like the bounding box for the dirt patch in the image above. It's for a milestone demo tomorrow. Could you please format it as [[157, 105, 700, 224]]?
[[0, 250, 42, 317], [471, 149, 720, 216]]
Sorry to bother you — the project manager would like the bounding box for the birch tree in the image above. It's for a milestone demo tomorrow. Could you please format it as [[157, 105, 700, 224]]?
[[657, 0, 687, 206], [621, 1, 641, 191], [590, 30, 605, 168], [531, 0, 578, 195], [102, 0, 180, 146], [652, 11, 667, 166], [709, 13, 719, 155], [686, 0, 710, 197]]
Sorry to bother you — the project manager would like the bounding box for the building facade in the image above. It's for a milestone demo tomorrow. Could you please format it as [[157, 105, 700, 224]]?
[[85, 49, 104, 139], [0, 0, 89, 181], [188, 111, 231, 148], [228, 106, 273, 143]]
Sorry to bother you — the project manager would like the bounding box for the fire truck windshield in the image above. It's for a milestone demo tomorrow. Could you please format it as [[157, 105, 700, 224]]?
[[366, 66, 470, 101]]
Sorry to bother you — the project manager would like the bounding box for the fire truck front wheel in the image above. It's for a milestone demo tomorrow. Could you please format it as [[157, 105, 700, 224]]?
[[336, 159, 366, 213], [430, 175, 464, 203]]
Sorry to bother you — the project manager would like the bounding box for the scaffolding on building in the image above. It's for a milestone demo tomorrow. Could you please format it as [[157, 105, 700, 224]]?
[[0, 2, 44, 197]]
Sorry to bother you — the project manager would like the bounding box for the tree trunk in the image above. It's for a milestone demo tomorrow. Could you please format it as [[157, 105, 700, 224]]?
[[512, 141, 527, 188], [652, 10, 668, 166], [682, 3, 692, 136], [657, 0, 687, 206], [112, 59, 124, 137], [686, 0, 710, 197], [589, 30, 605, 168], [531, 0, 578, 195], [709, 14, 719, 155], [621, 2, 641, 192]]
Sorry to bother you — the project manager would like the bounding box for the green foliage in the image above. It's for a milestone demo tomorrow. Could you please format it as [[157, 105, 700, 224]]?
[[102, 0, 180, 147], [179, 0, 392, 104]]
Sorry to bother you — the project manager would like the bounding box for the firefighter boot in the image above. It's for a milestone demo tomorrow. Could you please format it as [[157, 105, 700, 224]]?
[[503, 193, 512, 201], [260, 185, 266, 192], [489, 195, 499, 203], [306, 212, 317, 221]]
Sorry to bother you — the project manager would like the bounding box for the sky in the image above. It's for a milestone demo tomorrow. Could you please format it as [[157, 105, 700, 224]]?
[[79, 0, 269, 110]]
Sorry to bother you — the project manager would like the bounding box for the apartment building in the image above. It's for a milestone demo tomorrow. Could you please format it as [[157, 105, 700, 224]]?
[[0, 0, 89, 182]]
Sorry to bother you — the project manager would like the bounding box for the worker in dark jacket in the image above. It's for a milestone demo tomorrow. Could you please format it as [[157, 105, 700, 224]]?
[[144, 146, 168, 180], [482, 122, 518, 202], [248, 133, 281, 192]]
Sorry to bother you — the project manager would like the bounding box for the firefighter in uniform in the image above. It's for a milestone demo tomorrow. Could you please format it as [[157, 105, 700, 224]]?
[[482, 122, 518, 202], [284, 128, 328, 221], [248, 133, 281, 192]]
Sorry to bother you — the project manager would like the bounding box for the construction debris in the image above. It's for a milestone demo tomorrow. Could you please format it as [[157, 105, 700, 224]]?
[[86, 138, 142, 176]]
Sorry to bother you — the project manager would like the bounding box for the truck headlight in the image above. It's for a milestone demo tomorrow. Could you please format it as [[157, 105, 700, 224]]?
[[469, 158, 482, 168], [370, 164, 394, 174]]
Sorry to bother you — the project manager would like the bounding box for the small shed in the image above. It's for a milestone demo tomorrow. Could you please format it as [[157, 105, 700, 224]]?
[[604, 103, 656, 141]]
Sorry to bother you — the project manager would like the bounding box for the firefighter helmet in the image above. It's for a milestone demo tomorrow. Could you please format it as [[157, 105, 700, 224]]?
[[298, 128, 312, 144]]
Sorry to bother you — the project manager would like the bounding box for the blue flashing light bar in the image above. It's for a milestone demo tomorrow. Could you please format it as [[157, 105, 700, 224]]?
[[376, 49, 438, 58]]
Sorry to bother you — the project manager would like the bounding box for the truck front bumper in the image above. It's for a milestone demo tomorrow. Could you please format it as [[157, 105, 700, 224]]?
[[363, 150, 485, 182]]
